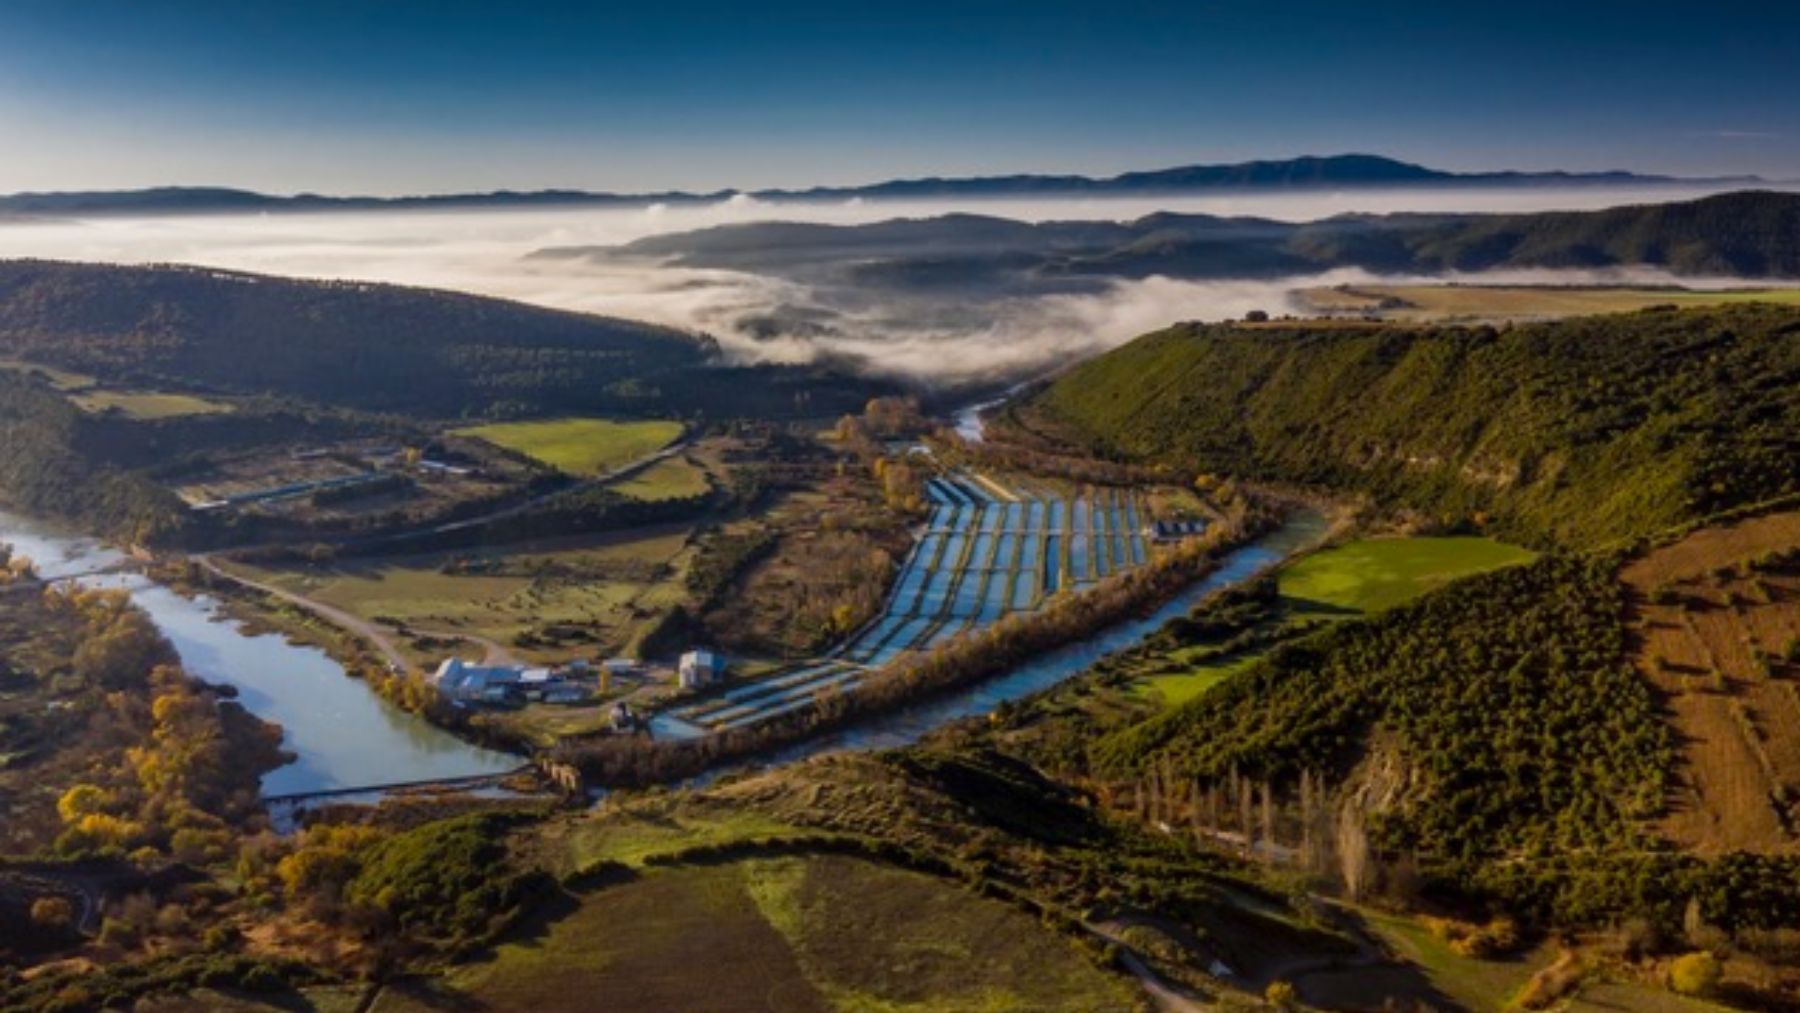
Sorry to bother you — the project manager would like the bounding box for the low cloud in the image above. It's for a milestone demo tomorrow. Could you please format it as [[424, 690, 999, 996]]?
[[0, 185, 1784, 389]]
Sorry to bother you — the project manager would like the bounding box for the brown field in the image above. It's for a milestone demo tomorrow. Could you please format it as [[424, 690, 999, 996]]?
[[1621, 511, 1800, 854], [1296, 283, 1800, 322], [701, 474, 913, 661]]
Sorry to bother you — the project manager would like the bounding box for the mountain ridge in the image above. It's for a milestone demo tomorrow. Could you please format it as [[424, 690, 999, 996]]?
[[0, 154, 1761, 217]]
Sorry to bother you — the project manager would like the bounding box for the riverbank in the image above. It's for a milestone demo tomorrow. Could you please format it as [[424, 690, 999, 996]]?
[[0, 511, 524, 799], [556, 502, 1320, 787]]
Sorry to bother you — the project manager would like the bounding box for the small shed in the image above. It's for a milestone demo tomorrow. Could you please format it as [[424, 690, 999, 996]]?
[[678, 649, 726, 690]]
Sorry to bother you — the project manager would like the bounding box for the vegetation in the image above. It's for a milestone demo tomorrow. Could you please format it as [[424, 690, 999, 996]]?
[[454, 417, 682, 476], [0, 373, 189, 543], [1027, 304, 1800, 546], [0, 260, 894, 421], [611, 455, 711, 500]]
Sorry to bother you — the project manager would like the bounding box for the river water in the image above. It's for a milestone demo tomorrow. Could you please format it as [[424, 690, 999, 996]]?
[[0, 512, 519, 796], [746, 508, 1328, 768]]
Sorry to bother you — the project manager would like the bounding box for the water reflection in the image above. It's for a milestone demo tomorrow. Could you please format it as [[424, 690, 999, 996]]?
[[0, 512, 519, 795]]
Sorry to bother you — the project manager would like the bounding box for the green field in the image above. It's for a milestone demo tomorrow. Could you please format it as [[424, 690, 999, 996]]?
[[228, 526, 697, 666], [1144, 536, 1536, 705], [69, 389, 234, 419], [372, 855, 1133, 1013], [455, 417, 683, 476], [1279, 536, 1538, 615], [613, 455, 711, 501]]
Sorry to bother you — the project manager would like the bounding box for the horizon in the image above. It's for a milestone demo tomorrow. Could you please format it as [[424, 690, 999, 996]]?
[[0, 150, 1781, 203], [1, 1, 1796, 195]]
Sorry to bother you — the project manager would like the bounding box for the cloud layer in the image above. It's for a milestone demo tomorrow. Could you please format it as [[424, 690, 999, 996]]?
[[0, 184, 1781, 387]]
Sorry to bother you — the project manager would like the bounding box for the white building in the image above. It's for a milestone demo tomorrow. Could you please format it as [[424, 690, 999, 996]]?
[[430, 658, 525, 703], [678, 649, 725, 690]]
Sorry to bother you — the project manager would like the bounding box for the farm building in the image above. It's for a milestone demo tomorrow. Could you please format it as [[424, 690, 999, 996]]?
[[1147, 519, 1207, 542], [430, 658, 524, 703], [679, 649, 726, 690]]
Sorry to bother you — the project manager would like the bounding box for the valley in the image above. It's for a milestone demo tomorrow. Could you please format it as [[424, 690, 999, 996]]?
[[2, 190, 1798, 1012]]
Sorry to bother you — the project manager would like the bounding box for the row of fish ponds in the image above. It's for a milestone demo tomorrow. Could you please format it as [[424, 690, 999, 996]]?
[[663, 472, 1176, 735]]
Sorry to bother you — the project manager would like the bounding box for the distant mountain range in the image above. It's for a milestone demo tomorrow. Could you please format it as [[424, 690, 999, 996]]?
[[541, 190, 1800, 285], [0, 154, 1763, 218]]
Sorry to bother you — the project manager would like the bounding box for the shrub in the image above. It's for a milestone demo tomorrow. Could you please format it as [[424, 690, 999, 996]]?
[[1264, 979, 1297, 1007], [1668, 950, 1720, 996], [30, 896, 75, 932]]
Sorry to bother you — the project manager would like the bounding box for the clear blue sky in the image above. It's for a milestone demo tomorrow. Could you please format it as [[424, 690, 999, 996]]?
[[0, 0, 1794, 195]]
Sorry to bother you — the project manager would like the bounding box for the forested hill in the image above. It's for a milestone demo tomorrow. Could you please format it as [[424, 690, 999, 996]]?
[[576, 191, 1800, 287], [0, 260, 875, 419], [1024, 303, 1800, 546]]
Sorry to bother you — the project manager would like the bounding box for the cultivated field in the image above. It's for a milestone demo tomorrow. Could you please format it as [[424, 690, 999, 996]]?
[[1621, 510, 1800, 854], [611, 454, 711, 500], [454, 417, 682, 476], [370, 855, 1133, 1013], [1297, 283, 1800, 322], [226, 524, 699, 667], [69, 388, 234, 419]]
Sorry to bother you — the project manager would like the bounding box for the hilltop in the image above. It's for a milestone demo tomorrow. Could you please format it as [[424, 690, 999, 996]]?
[[1017, 303, 1800, 547], [558, 191, 1800, 288], [0, 260, 883, 420], [0, 154, 1752, 217]]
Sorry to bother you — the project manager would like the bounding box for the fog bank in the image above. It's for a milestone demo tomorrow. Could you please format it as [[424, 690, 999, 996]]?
[[0, 183, 1788, 386]]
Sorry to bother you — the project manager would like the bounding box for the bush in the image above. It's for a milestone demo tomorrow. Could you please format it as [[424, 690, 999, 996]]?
[[1264, 980, 1297, 1007], [1668, 950, 1720, 996]]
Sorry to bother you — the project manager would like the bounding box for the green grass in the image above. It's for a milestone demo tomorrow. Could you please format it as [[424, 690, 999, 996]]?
[[374, 855, 1131, 1013], [456, 417, 683, 476], [613, 455, 711, 501], [69, 389, 234, 419], [1140, 536, 1535, 706], [558, 807, 802, 874], [1278, 536, 1537, 616]]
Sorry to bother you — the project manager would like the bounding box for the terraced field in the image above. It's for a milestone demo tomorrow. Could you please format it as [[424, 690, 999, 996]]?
[[666, 472, 1162, 734]]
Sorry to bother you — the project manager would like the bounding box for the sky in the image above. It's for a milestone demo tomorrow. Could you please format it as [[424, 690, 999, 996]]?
[[0, 0, 1796, 195]]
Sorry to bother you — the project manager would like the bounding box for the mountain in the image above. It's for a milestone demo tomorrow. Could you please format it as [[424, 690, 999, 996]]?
[[0, 260, 885, 419], [0, 155, 1754, 217], [1016, 302, 1800, 546], [558, 190, 1800, 286]]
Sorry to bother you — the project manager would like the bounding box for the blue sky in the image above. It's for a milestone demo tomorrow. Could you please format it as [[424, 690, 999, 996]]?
[[0, 0, 1794, 194]]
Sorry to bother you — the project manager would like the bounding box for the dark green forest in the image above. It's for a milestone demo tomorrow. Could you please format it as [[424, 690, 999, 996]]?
[[1028, 303, 1800, 546], [0, 260, 887, 419]]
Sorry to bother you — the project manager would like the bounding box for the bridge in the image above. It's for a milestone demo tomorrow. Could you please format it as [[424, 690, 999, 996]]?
[[0, 559, 146, 594], [261, 765, 536, 806]]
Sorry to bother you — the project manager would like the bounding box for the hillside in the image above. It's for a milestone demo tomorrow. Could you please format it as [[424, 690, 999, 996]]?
[[569, 191, 1800, 291], [1022, 303, 1800, 546], [0, 260, 882, 419]]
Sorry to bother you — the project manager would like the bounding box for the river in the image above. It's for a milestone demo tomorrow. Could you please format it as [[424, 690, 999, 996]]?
[[738, 508, 1328, 770], [0, 512, 519, 796]]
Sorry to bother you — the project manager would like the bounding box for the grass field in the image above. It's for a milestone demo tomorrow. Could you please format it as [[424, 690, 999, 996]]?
[[455, 417, 683, 476], [1279, 536, 1538, 616], [612, 455, 711, 500], [0, 358, 96, 390], [228, 525, 698, 666], [1298, 283, 1800, 321], [69, 388, 234, 419], [371, 855, 1133, 1013], [1144, 536, 1536, 705]]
